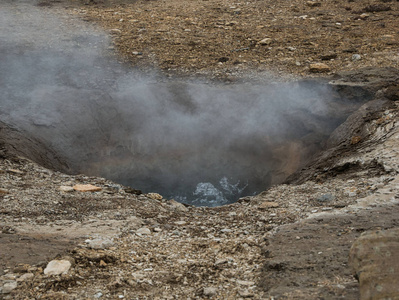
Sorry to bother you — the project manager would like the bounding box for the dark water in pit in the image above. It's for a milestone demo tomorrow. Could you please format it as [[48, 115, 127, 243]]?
[[0, 2, 366, 206]]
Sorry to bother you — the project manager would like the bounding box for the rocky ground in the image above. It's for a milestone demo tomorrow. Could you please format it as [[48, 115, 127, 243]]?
[[52, 0, 399, 80], [1, 0, 399, 299]]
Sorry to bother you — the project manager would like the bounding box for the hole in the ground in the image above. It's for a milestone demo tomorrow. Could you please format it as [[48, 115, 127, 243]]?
[[0, 4, 371, 206], [0, 69, 369, 206]]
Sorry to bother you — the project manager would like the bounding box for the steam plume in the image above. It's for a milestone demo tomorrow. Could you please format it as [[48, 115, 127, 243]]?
[[0, 2, 355, 206]]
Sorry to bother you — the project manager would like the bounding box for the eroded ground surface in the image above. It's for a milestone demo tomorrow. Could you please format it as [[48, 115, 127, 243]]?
[[1, 0, 399, 299], [0, 85, 398, 299]]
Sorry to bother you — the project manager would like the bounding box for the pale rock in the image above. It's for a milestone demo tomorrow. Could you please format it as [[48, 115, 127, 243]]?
[[239, 289, 255, 298], [174, 221, 187, 226], [306, 1, 321, 7], [131, 272, 146, 280], [258, 38, 272, 45], [1, 281, 17, 294], [73, 184, 102, 192], [258, 201, 280, 209], [7, 169, 24, 175], [215, 258, 228, 265], [147, 192, 163, 200], [359, 13, 370, 20], [59, 186, 75, 193], [86, 238, 115, 250], [309, 63, 331, 73], [237, 280, 255, 286], [16, 273, 34, 282], [136, 227, 151, 235], [167, 199, 189, 212], [0, 188, 9, 194], [44, 260, 71, 275], [203, 287, 217, 297]]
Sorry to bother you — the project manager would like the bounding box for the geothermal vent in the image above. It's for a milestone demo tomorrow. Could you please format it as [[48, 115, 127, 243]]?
[[0, 2, 367, 206]]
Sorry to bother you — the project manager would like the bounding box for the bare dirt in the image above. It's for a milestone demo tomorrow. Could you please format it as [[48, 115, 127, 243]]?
[[1, 0, 399, 299], [55, 0, 399, 80]]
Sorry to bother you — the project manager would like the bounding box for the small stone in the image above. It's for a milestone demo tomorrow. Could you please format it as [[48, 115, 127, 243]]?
[[153, 227, 162, 232], [167, 200, 189, 212], [7, 169, 24, 175], [203, 287, 217, 297], [239, 289, 255, 298], [237, 280, 255, 286], [1, 281, 17, 294], [131, 272, 146, 280], [309, 63, 331, 73], [352, 54, 362, 61], [16, 273, 34, 282], [351, 136, 362, 145], [317, 193, 335, 202], [73, 184, 102, 192], [215, 258, 228, 265], [59, 186, 74, 193], [94, 292, 103, 298], [44, 260, 71, 276], [322, 207, 333, 211], [99, 260, 107, 267], [174, 221, 187, 226], [320, 53, 337, 60], [0, 188, 9, 194], [359, 13, 370, 20], [258, 38, 272, 45], [306, 1, 321, 7], [147, 193, 162, 200], [258, 201, 280, 209], [86, 238, 115, 250], [110, 29, 122, 34], [136, 227, 151, 235]]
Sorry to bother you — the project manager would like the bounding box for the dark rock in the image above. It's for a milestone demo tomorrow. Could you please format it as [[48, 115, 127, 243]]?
[[384, 84, 399, 101], [217, 57, 229, 63], [363, 4, 391, 12], [320, 53, 338, 60]]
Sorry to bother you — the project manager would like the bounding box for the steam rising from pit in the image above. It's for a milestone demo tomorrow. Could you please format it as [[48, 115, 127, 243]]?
[[0, 2, 361, 206]]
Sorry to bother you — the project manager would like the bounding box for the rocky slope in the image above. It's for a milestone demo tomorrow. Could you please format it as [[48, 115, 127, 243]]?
[[1, 0, 399, 299], [1, 73, 398, 299]]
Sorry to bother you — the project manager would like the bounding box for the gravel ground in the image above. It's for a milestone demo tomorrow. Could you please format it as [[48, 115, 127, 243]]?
[[1, 1, 399, 299]]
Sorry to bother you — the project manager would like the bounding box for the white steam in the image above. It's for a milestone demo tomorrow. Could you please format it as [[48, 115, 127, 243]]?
[[0, 2, 355, 206]]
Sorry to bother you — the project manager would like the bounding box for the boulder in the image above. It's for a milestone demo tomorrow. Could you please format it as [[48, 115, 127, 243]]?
[[349, 228, 399, 299]]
